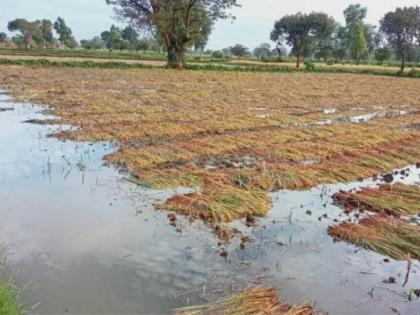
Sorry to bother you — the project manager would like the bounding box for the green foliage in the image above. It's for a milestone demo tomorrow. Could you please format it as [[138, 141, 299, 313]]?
[[80, 37, 105, 50], [253, 43, 272, 60], [54, 17, 77, 48], [0, 278, 21, 315], [408, 67, 420, 77], [351, 24, 367, 64], [0, 33, 7, 43], [229, 44, 250, 57], [8, 18, 42, 49], [211, 50, 224, 59], [341, 4, 371, 64], [101, 25, 131, 50], [106, 0, 239, 69], [271, 12, 336, 68], [343, 4, 367, 25], [304, 59, 315, 71], [380, 6, 420, 71], [40, 19, 56, 47], [0, 256, 21, 315], [3, 56, 418, 78], [374, 47, 392, 64], [122, 26, 138, 45]]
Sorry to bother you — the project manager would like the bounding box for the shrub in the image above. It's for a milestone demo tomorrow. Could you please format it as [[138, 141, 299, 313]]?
[[211, 50, 224, 59], [304, 59, 315, 71]]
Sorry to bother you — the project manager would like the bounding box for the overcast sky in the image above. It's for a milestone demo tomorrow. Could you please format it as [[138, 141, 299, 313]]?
[[1, 0, 418, 50]]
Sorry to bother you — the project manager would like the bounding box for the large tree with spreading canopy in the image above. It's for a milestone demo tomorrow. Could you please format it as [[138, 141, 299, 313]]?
[[271, 12, 336, 68], [106, 0, 238, 69], [380, 6, 420, 71]]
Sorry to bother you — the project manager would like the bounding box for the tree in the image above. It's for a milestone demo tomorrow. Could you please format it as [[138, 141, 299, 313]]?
[[0, 33, 7, 43], [81, 36, 105, 50], [253, 43, 271, 60], [101, 25, 132, 50], [343, 3, 367, 26], [192, 7, 213, 52], [135, 38, 150, 51], [229, 44, 250, 57], [8, 19, 42, 49], [351, 24, 367, 64], [380, 6, 420, 71], [106, 0, 238, 69], [211, 50, 224, 59], [271, 12, 335, 68], [374, 47, 391, 64], [122, 26, 139, 44], [342, 4, 369, 64], [54, 17, 77, 48], [40, 19, 56, 48]]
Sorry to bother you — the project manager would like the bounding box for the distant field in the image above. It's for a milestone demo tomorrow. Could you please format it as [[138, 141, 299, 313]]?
[[0, 54, 166, 66], [1, 48, 418, 76], [228, 59, 407, 72]]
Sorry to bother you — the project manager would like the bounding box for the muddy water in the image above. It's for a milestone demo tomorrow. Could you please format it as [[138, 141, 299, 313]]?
[[0, 91, 419, 314]]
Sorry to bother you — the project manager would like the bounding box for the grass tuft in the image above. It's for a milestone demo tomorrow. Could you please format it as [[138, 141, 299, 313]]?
[[0, 264, 21, 315]]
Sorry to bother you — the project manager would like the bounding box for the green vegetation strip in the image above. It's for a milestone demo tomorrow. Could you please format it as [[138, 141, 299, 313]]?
[[0, 262, 21, 315], [1, 57, 419, 78]]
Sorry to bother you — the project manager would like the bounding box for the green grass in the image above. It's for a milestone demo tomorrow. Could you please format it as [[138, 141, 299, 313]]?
[[0, 262, 21, 315], [0, 58, 157, 69], [0, 280, 21, 315], [0, 47, 166, 61]]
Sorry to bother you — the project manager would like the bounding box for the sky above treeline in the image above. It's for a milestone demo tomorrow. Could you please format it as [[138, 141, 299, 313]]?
[[1, 0, 418, 50]]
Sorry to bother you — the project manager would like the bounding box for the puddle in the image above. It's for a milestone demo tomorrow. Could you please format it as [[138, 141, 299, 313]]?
[[348, 110, 408, 123], [0, 91, 419, 314]]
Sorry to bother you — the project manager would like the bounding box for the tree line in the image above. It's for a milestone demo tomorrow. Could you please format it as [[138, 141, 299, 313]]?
[[1, 18, 78, 49], [270, 4, 420, 71], [0, 2, 419, 71], [104, 1, 420, 70]]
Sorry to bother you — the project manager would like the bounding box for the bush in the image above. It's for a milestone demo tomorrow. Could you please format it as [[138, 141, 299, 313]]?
[[304, 60, 315, 71], [211, 50, 224, 59], [407, 68, 420, 78], [326, 58, 334, 66]]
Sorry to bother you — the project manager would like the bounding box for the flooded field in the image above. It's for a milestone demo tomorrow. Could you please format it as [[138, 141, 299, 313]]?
[[1, 90, 419, 314]]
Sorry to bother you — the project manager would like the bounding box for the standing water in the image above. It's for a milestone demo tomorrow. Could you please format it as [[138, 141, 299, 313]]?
[[0, 91, 419, 314]]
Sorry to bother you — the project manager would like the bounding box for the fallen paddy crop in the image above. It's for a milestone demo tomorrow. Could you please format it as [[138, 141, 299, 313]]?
[[330, 181, 420, 260], [329, 215, 420, 260], [0, 65, 419, 240], [333, 183, 420, 217], [174, 286, 316, 315]]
